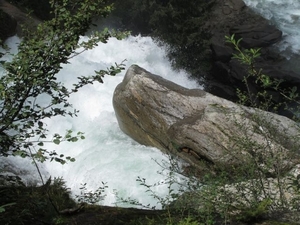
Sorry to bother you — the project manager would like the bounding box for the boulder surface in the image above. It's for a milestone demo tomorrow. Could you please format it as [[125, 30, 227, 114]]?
[[113, 65, 300, 173]]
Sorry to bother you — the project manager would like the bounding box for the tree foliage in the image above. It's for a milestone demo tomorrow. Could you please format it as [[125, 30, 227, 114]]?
[[0, 0, 128, 164]]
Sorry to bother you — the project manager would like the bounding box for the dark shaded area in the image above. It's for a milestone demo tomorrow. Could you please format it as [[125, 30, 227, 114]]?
[[0, 10, 17, 42], [64, 205, 166, 225], [8, 0, 52, 20], [110, 0, 215, 82], [1, 0, 300, 115], [0, 178, 76, 225], [0, 180, 298, 225]]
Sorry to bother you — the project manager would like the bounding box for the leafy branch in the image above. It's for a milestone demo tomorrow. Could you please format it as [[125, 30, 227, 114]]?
[[0, 0, 128, 164]]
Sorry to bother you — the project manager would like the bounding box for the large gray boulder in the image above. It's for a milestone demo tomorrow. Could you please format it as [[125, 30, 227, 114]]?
[[113, 65, 300, 174]]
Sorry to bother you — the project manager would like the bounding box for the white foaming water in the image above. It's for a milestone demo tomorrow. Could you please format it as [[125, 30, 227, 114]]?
[[243, 0, 300, 56], [0, 35, 200, 208]]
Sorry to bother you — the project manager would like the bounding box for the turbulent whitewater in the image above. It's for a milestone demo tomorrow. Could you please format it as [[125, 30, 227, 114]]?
[[0, 35, 200, 208]]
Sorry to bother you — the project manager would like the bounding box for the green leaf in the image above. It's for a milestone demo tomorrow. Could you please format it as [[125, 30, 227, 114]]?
[[53, 139, 61, 145], [0, 203, 16, 213]]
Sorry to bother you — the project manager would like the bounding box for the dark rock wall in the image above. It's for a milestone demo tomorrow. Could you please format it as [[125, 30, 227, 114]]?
[[0, 10, 17, 42], [0, 0, 46, 43]]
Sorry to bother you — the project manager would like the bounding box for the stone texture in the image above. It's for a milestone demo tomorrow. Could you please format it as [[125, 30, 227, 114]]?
[[113, 65, 300, 173]]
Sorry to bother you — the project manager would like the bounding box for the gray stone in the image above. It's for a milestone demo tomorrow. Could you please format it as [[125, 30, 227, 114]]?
[[113, 65, 300, 173]]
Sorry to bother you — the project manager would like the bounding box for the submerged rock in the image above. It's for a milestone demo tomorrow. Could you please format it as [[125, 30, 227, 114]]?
[[113, 65, 300, 174]]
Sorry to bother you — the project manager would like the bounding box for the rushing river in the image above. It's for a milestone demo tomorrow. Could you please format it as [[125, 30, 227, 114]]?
[[1, 0, 299, 209]]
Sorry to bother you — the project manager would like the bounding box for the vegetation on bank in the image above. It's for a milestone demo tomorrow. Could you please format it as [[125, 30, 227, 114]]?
[[1, 0, 300, 225]]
